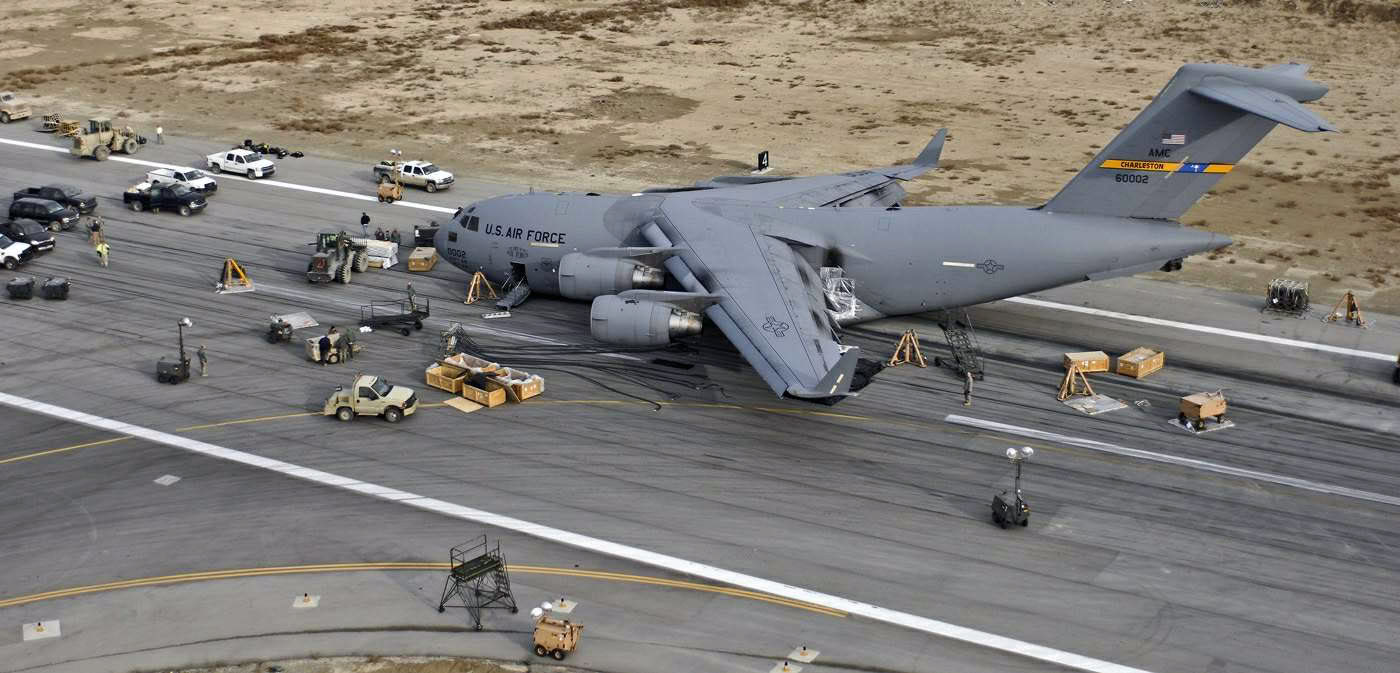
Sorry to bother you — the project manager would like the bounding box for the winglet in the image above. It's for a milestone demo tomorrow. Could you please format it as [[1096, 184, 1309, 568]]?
[[914, 128, 948, 169], [785, 347, 861, 400]]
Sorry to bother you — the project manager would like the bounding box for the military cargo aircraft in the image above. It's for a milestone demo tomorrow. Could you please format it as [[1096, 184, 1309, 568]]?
[[436, 63, 1334, 403]]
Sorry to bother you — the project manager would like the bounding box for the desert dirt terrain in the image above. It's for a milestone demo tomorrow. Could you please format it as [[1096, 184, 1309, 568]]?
[[2, 0, 1398, 310], [177, 655, 565, 673]]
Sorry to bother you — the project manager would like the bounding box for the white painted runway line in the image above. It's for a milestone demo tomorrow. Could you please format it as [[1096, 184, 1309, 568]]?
[[1004, 297, 1394, 362], [945, 414, 1400, 508], [3, 136, 1391, 364], [0, 390, 1155, 673], [0, 137, 456, 214]]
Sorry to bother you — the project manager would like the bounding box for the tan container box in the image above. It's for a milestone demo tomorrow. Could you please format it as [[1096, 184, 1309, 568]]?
[[425, 363, 467, 393], [1116, 347, 1164, 378], [1064, 351, 1110, 373], [442, 353, 499, 375], [488, 367, 544, 402], [408, 247, 438, 272], [1180, 392, 1226, 419], [461, 382, 506, 408]]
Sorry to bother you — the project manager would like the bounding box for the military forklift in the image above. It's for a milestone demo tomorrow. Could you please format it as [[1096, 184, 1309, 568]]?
[[307, 231, 369, 284], [70, 118, 144, 161]]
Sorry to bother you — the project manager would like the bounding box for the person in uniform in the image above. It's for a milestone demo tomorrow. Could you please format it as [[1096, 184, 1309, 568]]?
[[962, 371, 973, 407], [197, 344, 208, 376]]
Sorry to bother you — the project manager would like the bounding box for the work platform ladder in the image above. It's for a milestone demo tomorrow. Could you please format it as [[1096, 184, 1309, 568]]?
[[496, 273, 531, 310], [933, 309, 985, 380], [436, 535, 518, 630]]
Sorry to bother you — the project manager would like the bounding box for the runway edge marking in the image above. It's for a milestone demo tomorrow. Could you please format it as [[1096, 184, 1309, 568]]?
[[0, 391, 1154, 673], [945, 414, 1400, 508], [0, 137, 456, 215], [1004, 297, 1394, 362]]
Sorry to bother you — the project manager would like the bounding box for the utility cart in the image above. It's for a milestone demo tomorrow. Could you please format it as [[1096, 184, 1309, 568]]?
[[532, 609, 584, 660], [359, 289, 429, 336]]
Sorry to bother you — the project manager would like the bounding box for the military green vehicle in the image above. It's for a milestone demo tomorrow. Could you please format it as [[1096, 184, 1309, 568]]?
[[307, 231, 369, 284], [323, 375, 418, 423], [70, 118, 142, 161], [0, 91, 31, 124]]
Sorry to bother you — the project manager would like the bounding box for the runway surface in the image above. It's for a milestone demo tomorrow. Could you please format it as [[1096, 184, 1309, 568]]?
[[1, 124, 1397, 673]]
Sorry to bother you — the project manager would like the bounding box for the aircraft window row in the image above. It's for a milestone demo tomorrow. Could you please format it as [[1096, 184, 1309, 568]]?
[[465, 216, 479, 231]]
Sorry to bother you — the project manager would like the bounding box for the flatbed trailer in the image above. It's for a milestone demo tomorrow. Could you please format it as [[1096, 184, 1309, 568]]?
[[360, 296, 429, 336]]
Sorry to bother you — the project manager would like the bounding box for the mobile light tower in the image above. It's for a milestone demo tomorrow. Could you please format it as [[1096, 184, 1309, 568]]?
[[991, 446, 1033, 529], [156, 317, 193, 384]]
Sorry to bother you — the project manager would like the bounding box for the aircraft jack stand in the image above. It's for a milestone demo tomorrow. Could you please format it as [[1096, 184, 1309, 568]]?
[[1057, 363, 1095, 401], [216, 258, 254, 294], [887, 329, 927, 368], [464, 272, 498, 305], [1325, 290, 1368, 328]]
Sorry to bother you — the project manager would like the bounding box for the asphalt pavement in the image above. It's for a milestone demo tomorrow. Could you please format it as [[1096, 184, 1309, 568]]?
[[0, 123, 1396, 673]]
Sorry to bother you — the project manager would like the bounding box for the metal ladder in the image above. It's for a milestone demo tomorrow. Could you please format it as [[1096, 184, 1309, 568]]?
[[934, 309, 985, 380], [496, 273, 531, 310]]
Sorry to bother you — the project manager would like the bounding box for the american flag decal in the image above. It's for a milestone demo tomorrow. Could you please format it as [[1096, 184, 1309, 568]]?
[[1161, 132, 1186, 145]]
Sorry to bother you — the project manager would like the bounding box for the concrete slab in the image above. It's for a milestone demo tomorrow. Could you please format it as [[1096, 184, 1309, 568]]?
[[22, 620, 60, 641]]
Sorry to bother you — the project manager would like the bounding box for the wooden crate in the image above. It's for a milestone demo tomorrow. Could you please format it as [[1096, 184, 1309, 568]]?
[[461, 382, 506, 407], [1116, 347, 1164, 378], [489, 367, 544, 402], [408, 247, 438, 272], [425, 363, 467, 394], [1180, 392, 1226, 419], [442, 353, 499, 375], [1063, 351, 1110, 373]]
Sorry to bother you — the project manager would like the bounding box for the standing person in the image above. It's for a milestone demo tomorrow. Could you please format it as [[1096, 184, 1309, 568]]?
[[197, 345, 208, 377], [318, 332, 333, 366], [155, 125, 164, 145], [962, 371, 973, 407], [389, 229, 401, 245], [87, 215, 104, 245], [95, 239, 110, 267], [360, 212, 370, 238]]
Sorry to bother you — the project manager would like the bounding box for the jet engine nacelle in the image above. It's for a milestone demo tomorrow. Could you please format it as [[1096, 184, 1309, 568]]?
[[589, 295, 702, 346], [558, 252, 665, 300]]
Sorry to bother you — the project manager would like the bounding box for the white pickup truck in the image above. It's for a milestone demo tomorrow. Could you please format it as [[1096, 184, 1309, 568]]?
[[147, 168, 218, 195], [206, 148, 276, 179], [373, 160, 454, 192]]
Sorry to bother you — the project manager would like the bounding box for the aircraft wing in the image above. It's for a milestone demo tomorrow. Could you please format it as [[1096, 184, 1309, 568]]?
[[690, 129, 947, 208], [645, 199, 860, 400]]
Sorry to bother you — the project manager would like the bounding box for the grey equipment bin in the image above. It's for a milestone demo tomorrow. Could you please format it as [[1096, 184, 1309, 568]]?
[[40, 276, 70, 300], [7, 276, 35, 299]]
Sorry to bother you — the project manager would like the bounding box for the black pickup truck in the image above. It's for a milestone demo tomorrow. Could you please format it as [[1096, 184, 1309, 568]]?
[[123, 182, 207, 216], [12, 184, 97, 214]]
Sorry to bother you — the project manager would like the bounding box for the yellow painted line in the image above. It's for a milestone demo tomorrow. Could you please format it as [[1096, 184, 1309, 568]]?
[[0, 563, 844, 617], [3, 397, 878, 467], [175, 411, 319, 432], [0, 436, 132, 465]]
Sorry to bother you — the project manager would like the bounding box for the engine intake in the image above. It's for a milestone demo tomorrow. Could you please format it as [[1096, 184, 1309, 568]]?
[[590, 295, 702, 346], [559, 253, 664, 300]]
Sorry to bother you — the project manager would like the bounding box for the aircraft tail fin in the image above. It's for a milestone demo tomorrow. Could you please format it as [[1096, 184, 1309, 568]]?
[[1042, 63, 1335, 221]]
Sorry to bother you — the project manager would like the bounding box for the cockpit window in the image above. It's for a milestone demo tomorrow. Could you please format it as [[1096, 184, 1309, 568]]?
[[467, 216, 479, 232]]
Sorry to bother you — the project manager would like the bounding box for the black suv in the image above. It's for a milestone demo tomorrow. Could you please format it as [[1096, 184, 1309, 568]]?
[[0, 219, 55, 253], [9, 197, 79, 231]]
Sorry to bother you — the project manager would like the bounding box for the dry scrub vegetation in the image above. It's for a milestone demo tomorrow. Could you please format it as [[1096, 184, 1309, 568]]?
[[2, 0, 1398, 309]]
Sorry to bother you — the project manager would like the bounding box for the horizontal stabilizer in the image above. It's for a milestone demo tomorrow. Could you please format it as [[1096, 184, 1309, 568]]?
[[1191, 78, 1337, 132]]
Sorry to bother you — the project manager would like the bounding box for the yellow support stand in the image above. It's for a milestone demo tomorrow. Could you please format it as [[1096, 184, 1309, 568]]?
[[464, 271, 498, 305], [1057, 363, 1095, 401], [216, 258, 254, 294], [1325, 290, 1367, 328], [887, 329, 928, 368]]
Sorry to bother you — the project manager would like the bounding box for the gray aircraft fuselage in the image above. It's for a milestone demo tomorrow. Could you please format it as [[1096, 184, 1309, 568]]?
[[435, 191, 1223, 321]]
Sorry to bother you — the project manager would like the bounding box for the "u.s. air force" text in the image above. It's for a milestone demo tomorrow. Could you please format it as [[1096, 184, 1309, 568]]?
[[483, 223, 567, 245]]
